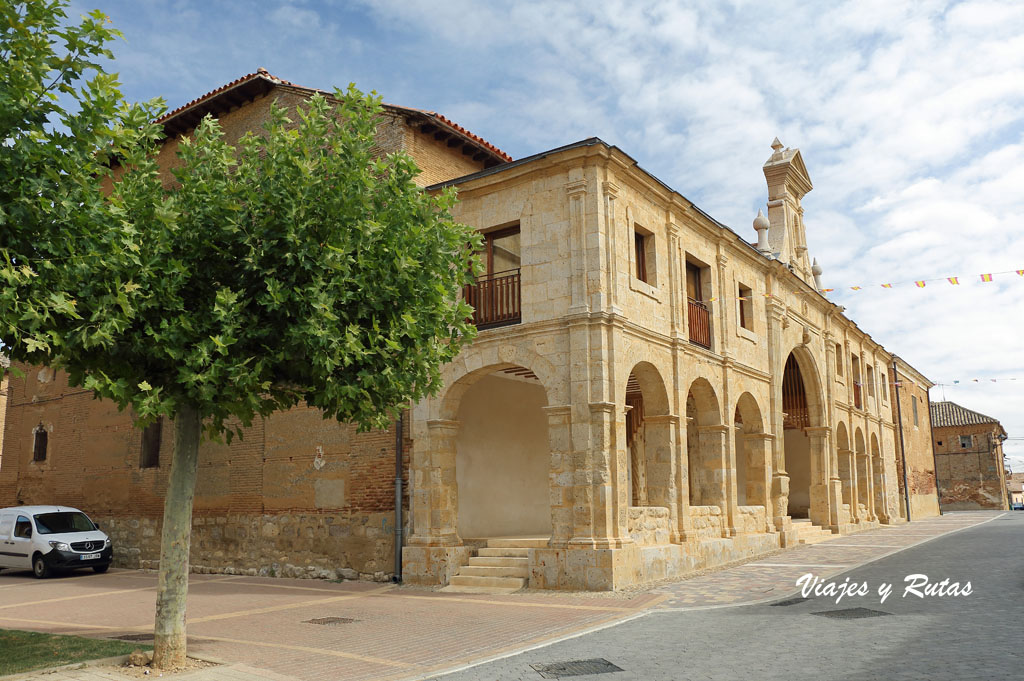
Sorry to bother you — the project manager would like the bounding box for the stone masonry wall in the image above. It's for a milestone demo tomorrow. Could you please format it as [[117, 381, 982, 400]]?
[[891, 367, 941, 519], [933, 423, 1008, 510]]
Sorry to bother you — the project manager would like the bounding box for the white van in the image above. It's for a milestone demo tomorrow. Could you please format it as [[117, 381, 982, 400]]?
[[0, 506, 112, 578]]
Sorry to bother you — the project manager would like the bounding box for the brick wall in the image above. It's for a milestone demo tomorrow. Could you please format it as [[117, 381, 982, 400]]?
[[0, 362, 411, 580], [890, 367, 940, 518], [933, 423, 1009, 510]]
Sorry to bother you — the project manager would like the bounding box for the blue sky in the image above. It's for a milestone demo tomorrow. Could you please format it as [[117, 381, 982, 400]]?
[[72, 0, 1024, 469]]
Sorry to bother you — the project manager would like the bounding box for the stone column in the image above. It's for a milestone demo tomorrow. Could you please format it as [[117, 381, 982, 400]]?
[[864, 455, 877, 522], [742, 433, 776, 533], [698, 424, 732, 537], [676, 416, 694, 542], [544, 405, 573, 548], [805, 426, 833, 528], [644, 414, 680, 542], [766, 297, 791, 534], [408, 419, 461, 547], [848, 450, 861, 523]]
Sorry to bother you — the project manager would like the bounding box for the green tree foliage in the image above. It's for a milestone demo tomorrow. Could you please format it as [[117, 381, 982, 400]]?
[[2, 1, 481, 668]]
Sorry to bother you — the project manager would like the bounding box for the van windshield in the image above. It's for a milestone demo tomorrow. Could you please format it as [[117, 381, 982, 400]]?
[[33, 512, 96, 534]]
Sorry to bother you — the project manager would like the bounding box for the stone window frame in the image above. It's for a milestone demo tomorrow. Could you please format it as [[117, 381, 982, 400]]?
[[629, 222, 659, 297], [835, 343, 844, 380]]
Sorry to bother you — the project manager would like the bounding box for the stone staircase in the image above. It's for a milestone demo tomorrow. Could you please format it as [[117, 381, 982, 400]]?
[[791, 518, 836, 545], [441, 537, 547, 594]]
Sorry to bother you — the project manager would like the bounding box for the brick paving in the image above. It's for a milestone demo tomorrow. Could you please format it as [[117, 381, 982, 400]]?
[[0, 512, 1000, 681]]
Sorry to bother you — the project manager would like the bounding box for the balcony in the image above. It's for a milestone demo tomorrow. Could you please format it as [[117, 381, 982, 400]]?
[[687, 298, 711, 349], [464, 268, 521, 330]]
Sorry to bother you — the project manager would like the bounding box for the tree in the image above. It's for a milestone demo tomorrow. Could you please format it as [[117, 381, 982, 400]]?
[[2, 2, 481, 669]]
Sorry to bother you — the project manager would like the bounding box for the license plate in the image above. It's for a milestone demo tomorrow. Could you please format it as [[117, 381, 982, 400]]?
[[80, 553, 100, 560]]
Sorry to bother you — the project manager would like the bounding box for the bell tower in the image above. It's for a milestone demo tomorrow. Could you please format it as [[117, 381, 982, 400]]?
[[762, 138, 814, 284]]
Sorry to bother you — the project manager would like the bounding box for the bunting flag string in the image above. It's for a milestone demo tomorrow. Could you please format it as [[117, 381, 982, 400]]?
[[822, 267, 1024, 293]]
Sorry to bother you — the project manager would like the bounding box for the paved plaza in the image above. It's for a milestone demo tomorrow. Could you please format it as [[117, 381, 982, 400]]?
[[0, 512, 1008, 681]]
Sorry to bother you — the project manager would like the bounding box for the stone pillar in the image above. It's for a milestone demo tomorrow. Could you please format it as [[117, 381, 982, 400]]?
[[544, 405, 573, 548], [742, 433, 776, 533], [408, 419, 461, 547], [848, 450, 861, 523], [644, 414, 680, 542], [676, 417, 694, 542], [698, 424, 732, 537], [766, 297, 791, 535], [864, 455, 877, 522], [805, 426, 833, 529]]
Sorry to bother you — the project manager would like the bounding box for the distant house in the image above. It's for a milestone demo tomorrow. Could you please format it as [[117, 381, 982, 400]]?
[[1007, 472, 1024, 508], [930, 401, 1010, 511]]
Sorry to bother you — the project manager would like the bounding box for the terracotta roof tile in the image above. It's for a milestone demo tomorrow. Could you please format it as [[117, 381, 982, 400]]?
[[930, 401, 1001, 428], [156, 69, 512, 163]]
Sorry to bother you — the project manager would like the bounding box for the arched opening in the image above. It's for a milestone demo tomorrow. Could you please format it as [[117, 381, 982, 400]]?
[[624, 362, 671, 508], [734, 393, 770, 534], [782, 353, 813, 519], [454, 365, 552, 539], [871, 434, 884, 521], [685, 378, 726, 538], [854, 428, 869, 522], [836, 422, 854, 524]]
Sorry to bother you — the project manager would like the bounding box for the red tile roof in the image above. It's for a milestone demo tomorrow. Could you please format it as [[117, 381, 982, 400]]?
[[155, 69, 512, 164]]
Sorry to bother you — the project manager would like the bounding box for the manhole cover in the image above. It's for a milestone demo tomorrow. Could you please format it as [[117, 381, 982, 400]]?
[[304, 617, 358, 625], [771, 596, 809, 607], [811, 607, 892, 619], [531, 658, 623, 678], [110, 633, 154, 642]]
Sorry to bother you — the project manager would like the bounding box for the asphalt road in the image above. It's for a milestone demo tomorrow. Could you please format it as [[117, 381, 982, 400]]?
[[435, 512, 1023, 681]]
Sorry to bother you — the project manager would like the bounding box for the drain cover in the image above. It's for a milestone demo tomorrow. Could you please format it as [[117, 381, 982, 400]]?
[[771, 596, 810, 607], [811, 607, 892, 619], [304, 617, 357, 625], [531, 658, 623, 678]]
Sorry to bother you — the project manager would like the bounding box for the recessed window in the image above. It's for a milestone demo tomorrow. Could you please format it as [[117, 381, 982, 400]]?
[[632, 225, 656, 285], [32, 424, 47, 462], [737, 284, 753, 330], [937, 440, 943, 447], [141, 417, 163, 469], [866, 364, 875, 398], [912, 399, 919, 426], [835, 344, 843, 376], [960, 435, 972, 449]]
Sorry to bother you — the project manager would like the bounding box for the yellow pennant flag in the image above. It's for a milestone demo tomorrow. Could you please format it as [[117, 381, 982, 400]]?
[[948, 277, 959, 285], [850, 286, 861, 291], [820, 288, 834, 292], [881, 283, 893, 288], [980, 273, 993, 282], [915, 281, 926, 288], [1017, 269, 1024, 276]]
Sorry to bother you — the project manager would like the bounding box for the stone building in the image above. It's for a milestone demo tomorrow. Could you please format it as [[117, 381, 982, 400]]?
[[930, 401, 1010, 510], [0, 71, 941, 591], [1007, 472, 1024, 508]]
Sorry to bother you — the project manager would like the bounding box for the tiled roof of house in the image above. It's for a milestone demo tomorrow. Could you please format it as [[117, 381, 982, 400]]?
[[155, 69, 512, 165], [930, 401, 1001, 428]]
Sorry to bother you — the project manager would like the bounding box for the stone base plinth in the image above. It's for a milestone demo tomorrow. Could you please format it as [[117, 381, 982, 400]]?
[[402, 545, 473, 586]]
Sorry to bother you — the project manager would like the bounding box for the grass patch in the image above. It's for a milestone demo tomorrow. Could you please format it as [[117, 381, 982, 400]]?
[[0, 628, 151, 676]]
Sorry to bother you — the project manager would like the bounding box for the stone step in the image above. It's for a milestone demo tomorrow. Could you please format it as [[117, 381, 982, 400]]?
[[486, 537, 549, 549], [439, 584, 521, 594], [448, 574, 526, 590], [458, 564, 529, 578], [468, 556, 529, 568], [477, 547, 530, 558]]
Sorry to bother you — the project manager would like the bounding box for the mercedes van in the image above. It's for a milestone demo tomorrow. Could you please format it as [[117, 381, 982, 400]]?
[[0, 506, 112, 578]]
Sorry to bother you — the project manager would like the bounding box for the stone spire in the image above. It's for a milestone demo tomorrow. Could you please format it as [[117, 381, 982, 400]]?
[[753, 209, 770, 254], [812, 258, 823, 291], [762, 137, 814, 284]]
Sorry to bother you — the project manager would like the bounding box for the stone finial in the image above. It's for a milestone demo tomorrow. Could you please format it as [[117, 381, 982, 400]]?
[[812, 258, 824, 291], [753, 208, 771, 253], [257, 67, 269, 75], [771, 137, 784, 152]]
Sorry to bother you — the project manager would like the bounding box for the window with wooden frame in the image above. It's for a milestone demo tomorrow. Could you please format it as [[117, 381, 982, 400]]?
[[465, 225, 522, 329], [480, 225, 521, 276], [634, 232, 647, 282], [737, 283, 753, 331], [141, 417, 163, 468], [32, 424, 47, 462], [632, 225, 656, 286]]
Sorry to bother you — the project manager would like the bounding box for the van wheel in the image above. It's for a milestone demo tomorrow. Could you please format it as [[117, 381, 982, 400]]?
[[93, 564, 109, 574], [32, 555, 50, 579]]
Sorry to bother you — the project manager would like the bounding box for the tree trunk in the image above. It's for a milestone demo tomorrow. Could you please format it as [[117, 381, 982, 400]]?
[[152, 403, 201, 669]]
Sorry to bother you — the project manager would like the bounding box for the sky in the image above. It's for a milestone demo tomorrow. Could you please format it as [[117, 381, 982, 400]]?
[[70, 0, 1024, 471]]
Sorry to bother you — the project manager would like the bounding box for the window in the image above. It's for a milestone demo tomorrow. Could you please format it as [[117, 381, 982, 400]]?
[[686, 262, 704, 301], [960, 435, 972, 449], [141, 417, 163, 468], [835, 344, 843, 376], [14, 515, 32, 539], [632, 225, 656, 285], [32, 424, 47, 462], [912, 399, 919, 426], [937, 440, 943, 447], [738, 284, 753, 330], [866, 364, 875, 397], [851, 355, 862, 409], [882, 369, 889, 401], [481, 226, 521, 275]]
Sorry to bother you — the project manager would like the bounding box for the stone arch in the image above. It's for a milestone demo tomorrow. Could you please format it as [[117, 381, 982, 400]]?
[[781, 347, 826, 522], [432, 361, 555, 540], [836, 421, 855, 524], [733, 393, 771, 531], [624, 362, 672, 508], [686, 378, 726, 536]]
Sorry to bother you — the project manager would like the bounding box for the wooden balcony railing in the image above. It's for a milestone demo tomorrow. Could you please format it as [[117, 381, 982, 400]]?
[[463, 268, 521, 330], [687, 298, 711, 349]]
